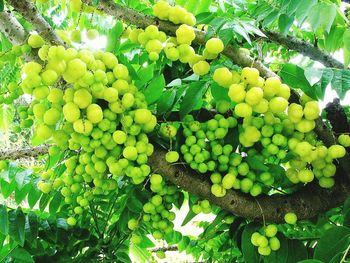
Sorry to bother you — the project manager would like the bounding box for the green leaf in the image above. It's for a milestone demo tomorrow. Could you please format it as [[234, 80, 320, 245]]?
[[241, 223, 260, 263], [135, 64, 154, 87], [331, 69, 350, 99], [286, 239, 308, 262], [27, 186, 42, 208], [305, 68, 334, 100], [314, 226, 350, 262], [210, 83, 230, 102], [179, 81, 206, 118], [295, 0, 317, 25], [106, 21, 124, 53], [49, 191, 62, 214], [15, 169, 32, 190], [307, 3, 336, 33], [8, 208, 26, 246], [280, 63, 315, 99], [157, 89, 176, 115], [344, 29, 350, 51], [181, 209, 197, 227], [25, 212, 39, 243], [144, 74, 165, 105], [15, 183, 31, 204], [246, 156, 268, 172], [298, 260, 324, 263], [10, 247, 34, 263], [263, 10, 279, 27], [0, 0, 4, 12], [0, 205, 8, 235], [0, 179, 16, 198], [278, 14, 294, 35]]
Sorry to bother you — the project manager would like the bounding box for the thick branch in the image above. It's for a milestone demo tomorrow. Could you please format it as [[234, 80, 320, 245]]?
[[149, 245, 178, 252], [0, 10, 27, 45], [0, 10, 39, 62], [149, 148, 350, 223], [2, 145, 350, 223], [6, 0, 66, 47], [262, 31, 345, 69], [0, 145, 49, 160]]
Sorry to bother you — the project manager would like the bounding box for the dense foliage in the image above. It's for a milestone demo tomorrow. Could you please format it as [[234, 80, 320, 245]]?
[[0, 0, 349, 262]]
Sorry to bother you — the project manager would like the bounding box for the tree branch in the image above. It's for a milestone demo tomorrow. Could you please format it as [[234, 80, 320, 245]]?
[[261, 31, 345, 69], [1, 0, 350, 223], [149, 245, 178, 252], [149, 147, 350, 223], [2, 145, 349, 223], [6, 0, 66, 47], [0, 10, 27, 45], [0, 145, 49, 160]]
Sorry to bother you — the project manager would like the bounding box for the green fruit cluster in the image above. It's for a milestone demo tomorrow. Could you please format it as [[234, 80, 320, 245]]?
[[20, 40, 157, 225], [192, 199, 212, 214], [251, 224, 280, 256], [139, 174, 179, 240], [128, 3, 225, 76], [153, 1, 196, 26]]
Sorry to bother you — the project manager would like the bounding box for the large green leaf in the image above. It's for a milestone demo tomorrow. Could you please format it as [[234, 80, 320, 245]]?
[[8, 208, 26, 246], [106, 21, 123, 53], [179, 81, 206, 118], [241, 223, 260, 263], [313, 226, 350, 262], [278, 14, 294, 35], [10, 247, 34, 263], [279, 63, 315, 99], [0, 205, 8, 235], [331, 69, 350, 99], [144, 74, 165, 105], [157, 89, 176, 115]]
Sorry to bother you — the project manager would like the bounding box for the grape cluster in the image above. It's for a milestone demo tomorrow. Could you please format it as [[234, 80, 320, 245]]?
[[251, 224, 280, 256], [130, 174, 180, 242], [21, 34, 157, 225]]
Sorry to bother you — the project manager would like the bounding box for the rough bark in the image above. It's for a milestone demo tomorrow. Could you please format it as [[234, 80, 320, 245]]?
[[0, 145, 49, 160], [0, 10, 39, 61], [149, 147, 350, 223], [262, 31, 345, 69], [6, 0, 66, 47], [0, 10, 27, 45]]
